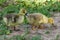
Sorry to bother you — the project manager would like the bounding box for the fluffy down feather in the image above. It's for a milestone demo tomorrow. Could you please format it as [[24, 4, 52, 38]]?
[[26, 13, 54, 30]]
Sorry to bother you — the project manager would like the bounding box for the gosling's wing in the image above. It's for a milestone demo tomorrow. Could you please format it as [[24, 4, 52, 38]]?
[[37, 13, 48, 24], [42, 15, 48, 23], [26, 13, 38, 23], [30, 13, 48, 24]]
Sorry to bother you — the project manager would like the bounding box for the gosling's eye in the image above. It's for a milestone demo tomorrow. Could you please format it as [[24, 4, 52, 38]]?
[[23, 11, 25, 13]]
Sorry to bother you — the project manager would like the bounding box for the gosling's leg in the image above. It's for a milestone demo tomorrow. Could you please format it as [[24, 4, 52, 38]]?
[[35, 25, 39, 30], [39, 24, 45, 29], [52, 23, 57, 29], [32, 26, 35, 30], [32, 25, 36, 30], [14, 26, 20, 31], [13, 26, 16, 31]]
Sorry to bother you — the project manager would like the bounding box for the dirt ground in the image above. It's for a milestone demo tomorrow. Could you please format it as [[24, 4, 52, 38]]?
[[0, 12, 60, 40]]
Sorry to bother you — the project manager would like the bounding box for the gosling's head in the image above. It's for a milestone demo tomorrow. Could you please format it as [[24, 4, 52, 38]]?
[[18, 8, 27, 16], [48, 17, 54, 24]]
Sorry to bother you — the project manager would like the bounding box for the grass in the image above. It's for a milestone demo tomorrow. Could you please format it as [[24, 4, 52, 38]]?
[[45, 31, 50, 34], [0, 0, 6, 4], [55, 34, 60, 40], [0, 21, 11, 35], [9, 34, 42, 40], [31, 35, 42, 40]]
